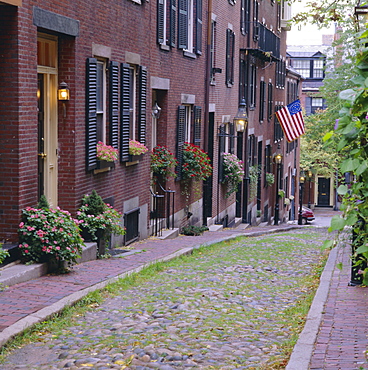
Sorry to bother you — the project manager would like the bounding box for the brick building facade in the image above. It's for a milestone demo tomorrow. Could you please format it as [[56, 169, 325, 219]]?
[[0, 0, 301, 249]]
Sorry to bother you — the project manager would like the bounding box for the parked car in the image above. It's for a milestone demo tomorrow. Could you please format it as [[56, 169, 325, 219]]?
[[301, 206, 315, 224]]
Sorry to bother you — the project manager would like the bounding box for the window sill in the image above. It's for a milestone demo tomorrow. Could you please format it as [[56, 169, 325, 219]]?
[[183, 51, 196, 59], [159, 44, 170, 52]]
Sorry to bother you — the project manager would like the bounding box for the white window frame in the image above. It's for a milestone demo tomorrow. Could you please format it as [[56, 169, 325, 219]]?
[[129, 65, 137, 140], [96, 59, 107, 143], [186, 0, 194, 53], [184, 104, 192, 142]]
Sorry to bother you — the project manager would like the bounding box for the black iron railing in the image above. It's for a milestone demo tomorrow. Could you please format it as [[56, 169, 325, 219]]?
[[150, 183, 175, 236]]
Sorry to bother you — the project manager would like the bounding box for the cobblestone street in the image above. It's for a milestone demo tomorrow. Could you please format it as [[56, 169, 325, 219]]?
[[0, 229, 328, 370]]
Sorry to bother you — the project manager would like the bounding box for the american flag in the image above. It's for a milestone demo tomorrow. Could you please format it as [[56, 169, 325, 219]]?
[[275, 99, 305, 142]]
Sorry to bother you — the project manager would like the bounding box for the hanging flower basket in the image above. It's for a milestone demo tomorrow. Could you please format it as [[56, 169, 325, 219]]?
[[182, 143, 212, 181], [221, 153, 244, 198], [150, 145, 178, 180]]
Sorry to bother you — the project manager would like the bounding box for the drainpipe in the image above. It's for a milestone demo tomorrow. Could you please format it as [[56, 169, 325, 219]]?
[[202, 0, 213, 226]]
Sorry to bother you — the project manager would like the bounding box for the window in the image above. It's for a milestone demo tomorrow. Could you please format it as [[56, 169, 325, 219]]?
[[267, 82, 273, 121], [121, 63, 147, 162], [311, 97, 324, 113], [253, 0, 259, 41], [96, 60, 106, 144], [276, 59, 286, 89], [176, 105, 202, 179], [240, 0, 250, 35], [158, 0, 177, 48], [249, 63, 256, 108], [86, 58, 119, 171], [293, 59, 310, 78], [264, 144, 271, 186], [259, 80, 266, 122], [178, 0, 202, 55], [274, 103, 284, 142], [239, 51, 248, 103], [210, 19, 216, 83], [313, 59, 324, 78], [226, 29, 235, 86]]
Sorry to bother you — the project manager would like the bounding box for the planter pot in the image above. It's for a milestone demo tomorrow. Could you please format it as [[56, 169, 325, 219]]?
[[97, 159, 115, 170]]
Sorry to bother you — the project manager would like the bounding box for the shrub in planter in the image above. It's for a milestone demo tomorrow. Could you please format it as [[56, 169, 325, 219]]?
[[0, 244, 9, 265], [18, 207, 83, 266], [76, 190, 125, 255], [182, 143, 212, 181], [181, 225, 209, 236]]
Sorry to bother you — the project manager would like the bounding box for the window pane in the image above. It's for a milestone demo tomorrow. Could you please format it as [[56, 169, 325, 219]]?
[[96, 62, 104, 112]]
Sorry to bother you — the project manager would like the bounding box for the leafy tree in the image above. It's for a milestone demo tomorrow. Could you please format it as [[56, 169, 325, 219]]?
[[324, 28, 368, 285]]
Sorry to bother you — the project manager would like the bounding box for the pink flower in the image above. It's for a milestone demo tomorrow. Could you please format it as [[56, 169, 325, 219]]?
[[56, 246, 60, 250]]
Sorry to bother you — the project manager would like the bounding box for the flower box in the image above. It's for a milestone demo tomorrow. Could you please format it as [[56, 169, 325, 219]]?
[[128, 154, 143, 162], [97, 159, 115, 170]]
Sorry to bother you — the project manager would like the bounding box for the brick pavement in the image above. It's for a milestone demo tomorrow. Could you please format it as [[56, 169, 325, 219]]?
[[0, 209, 367, 369]]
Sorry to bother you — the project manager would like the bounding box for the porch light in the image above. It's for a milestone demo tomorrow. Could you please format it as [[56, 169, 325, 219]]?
[[152, 102, 161, 119], [58, 82, 70, 101], [233, 99, 248, 132]]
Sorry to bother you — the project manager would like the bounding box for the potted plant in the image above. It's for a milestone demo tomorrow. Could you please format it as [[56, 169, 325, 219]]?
[[76, 190, 125, 255], [150, 145, 178, 181], [129, 140, 149, 162], [221, 152, 244, 198], [18, 206, 83, 272]]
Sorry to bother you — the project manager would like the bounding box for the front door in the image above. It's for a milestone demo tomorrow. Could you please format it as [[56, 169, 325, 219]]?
[[37, 35, 58, 207], [317, 177, 330, 206]]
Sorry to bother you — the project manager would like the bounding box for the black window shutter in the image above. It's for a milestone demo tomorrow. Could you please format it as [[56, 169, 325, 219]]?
[[193, 105, 202, 146], [86, 57, 98, 171], [226, 29, 230, 85], [218, 125, 225, 182], [229, 122, 235, 154], [138, 66, 147, 145], [157, 0, 165, 44], [178, 0, 188, 50], [176, 106, 186, 180], [109, 61, 119, 150], [170, 0, 177, 47], [121, 63, 131, 162], [195, 0, 202, 54]]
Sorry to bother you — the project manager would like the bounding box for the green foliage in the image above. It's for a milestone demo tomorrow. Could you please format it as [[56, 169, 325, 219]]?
[[37, 195, 50, 210], [182, 143, 212, 181], [18, 207, 83, 265], [221, 153, 244, 198], [325, 26, 368, 284], [265, 172, 274, 186], [0, 244, 9, 265], [181, 225, 209, 236], [249, 165, 259, 199], [77, 191, 125, 241], [150, 145, 178, 180]]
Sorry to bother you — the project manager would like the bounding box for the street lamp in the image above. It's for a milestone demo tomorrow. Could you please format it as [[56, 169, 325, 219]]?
[[233, 99, 249, 223], [274, 145, 283, 225], [298, 171, 306, 225], [233, 99, 248, 132], [307, 169, 313, 208]]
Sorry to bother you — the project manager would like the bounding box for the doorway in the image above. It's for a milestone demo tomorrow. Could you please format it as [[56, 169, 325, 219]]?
[[37, 35, 58, 207], [317, 177, 331, 207]]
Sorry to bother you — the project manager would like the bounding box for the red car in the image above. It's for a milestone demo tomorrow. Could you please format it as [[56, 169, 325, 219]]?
[[301, 206, 315, 225]]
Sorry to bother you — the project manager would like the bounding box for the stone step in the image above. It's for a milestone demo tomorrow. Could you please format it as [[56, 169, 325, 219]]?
[[157, 228, 179, 240]]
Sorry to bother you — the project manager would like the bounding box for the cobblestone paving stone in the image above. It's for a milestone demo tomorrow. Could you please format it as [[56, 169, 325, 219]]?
[[0, 229, 329, 370]]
